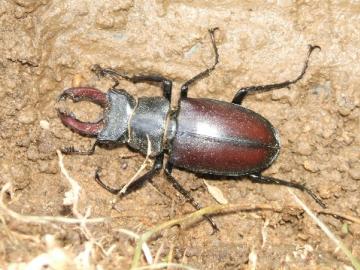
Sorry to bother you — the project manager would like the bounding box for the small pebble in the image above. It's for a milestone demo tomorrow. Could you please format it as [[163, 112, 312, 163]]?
[[27, 145, 39, 161], [17, 108, 36, 124], [40, 120, 50, 130], [38, 160, 58, 174], [293, 141, 313, 156], [96, 11, 114, 29], [10, 164, 30, 190], [38, 132, 56, 155], [349, 164, 360, 180], [303, 160, 319, 172], [72, 74, 84, 87], [121, 162, 128, 170]]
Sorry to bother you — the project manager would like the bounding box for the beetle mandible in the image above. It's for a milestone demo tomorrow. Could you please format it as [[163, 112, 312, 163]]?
[[58, 28, 324, 232]]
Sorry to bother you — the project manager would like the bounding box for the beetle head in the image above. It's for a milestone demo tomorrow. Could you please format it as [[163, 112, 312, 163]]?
[[57, 87, 136, 143]]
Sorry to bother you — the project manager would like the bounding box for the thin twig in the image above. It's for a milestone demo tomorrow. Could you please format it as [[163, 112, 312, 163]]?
[[318, 210, 360, 224]]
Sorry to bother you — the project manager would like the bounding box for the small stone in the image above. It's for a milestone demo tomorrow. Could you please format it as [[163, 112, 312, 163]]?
[[349, 164, 360, 180], [72, 74, 84, 87], [17, 108, 36, 124], [38, 131, 56, 155], [10, 164, 30, 190], [297, 233, 309, 241], [317, 185, 332, 199], [293, 141, 313, 156], [40, 120, 50, 130], [271, 87, 299, 104], [16, 136, 31, 148], [349, 223, 360, 237], [37, 160, 58, 174], [303, 160, 319, 172], [96, 11, 114, 29], [27, 145, 39, 161], [338, 106, 352, 116]]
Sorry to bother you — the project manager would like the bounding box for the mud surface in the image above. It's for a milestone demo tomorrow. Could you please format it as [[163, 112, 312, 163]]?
[[0, 1, 359, 269]]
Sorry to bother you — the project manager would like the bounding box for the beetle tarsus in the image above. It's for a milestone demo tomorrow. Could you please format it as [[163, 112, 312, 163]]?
[[248, 174, 326, 208], [232, 44, 321, 105], [180, 27, 220, 99], [94, 154, 164, 196], [61, 142, 98, 155], [165, 162, 220, 233], [92, 65, 173, 101], [95, 168, 123, 194]]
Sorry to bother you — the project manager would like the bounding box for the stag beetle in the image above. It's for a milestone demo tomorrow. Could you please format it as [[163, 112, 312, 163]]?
[[58, 28, 324, 232]]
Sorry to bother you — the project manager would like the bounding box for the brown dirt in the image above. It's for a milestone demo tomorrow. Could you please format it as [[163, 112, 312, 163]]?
[[0, 1, 359, 269]]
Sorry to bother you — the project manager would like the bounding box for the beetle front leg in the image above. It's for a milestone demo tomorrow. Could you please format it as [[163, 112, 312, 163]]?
[[248, 173, 326, 208], [61, 141, 98, 155], [165, 162, 220, 233], [94, 154, 164, 196], [232, 45, 320, 105], [92, 65, 173, 101]]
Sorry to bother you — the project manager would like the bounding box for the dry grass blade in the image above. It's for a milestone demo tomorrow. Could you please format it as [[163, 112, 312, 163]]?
[[118, 228, 153, 264], [130, 199, 360, 269], [134, 262, 198, 270], [0, 182, 106, 224], [288, 189, 360, 270], [120, 135, 152, 195], [130, 203, 283, 269]]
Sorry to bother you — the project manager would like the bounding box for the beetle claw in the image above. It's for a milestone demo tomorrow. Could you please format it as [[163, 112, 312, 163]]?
[[57, 87, 107, 136]]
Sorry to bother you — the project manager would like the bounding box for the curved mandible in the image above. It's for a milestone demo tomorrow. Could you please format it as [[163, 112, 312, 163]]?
[[57, 87, 107, 136]]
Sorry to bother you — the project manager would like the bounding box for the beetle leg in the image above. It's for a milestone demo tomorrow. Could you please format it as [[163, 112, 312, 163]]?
[[61, 141, 98, 155], [180, 27, 220, 99], [232, 45, 321, 105], [248, 173, 326, 208], [94, 154, 164, 196], [92, 64, 173, 101], [165, 162, 220, 233]]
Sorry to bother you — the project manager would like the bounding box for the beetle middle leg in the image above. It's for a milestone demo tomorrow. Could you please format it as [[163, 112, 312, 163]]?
[[92, 65, 173, 101], [248, 173, 326, 208], [180, 27, 220, 99], [232, 45, 320, 105], [165, 162, 220, 233], [94, 154, 164, 196]]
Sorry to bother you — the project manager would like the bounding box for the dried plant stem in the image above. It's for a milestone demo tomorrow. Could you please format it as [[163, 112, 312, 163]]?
[[0, 182, 106, 225], [289, 189, 360, 270]]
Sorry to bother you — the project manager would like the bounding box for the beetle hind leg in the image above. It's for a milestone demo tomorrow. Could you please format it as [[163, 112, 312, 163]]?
[[232, 45, 320, 105], [248, 173, 326, 208], [165, 162, 220, 233]]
